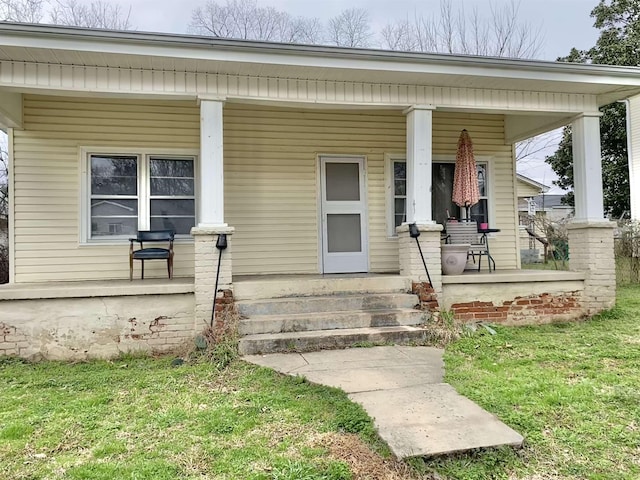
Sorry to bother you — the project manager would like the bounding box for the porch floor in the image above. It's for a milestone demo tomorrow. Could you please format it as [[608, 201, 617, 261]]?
[[244, 346, 524, 458], [442, 269, 585, 284], [0, 277, 195, 301], [0, 269, 587, 301]]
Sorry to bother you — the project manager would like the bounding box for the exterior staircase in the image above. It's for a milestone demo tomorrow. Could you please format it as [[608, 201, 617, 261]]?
[[235, 275, 428, 355]]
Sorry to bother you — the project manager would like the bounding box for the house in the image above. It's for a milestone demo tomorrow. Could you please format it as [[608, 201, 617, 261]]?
[[515, 175, 575, 263], [1, 23, 639, 359]]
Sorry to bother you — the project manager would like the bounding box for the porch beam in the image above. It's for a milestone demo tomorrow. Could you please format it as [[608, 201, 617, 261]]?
[[0, 91, 22, 129], [198, 98, 226, 227], [572, 112, 605, 222], [405, 105, 435, 224]]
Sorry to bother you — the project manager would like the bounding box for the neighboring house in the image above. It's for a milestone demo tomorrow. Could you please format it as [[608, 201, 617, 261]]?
[[0, 23, 639, 359]]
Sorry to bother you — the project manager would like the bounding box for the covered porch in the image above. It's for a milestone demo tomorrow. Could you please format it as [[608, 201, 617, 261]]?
[[0, 23, 637, 359]]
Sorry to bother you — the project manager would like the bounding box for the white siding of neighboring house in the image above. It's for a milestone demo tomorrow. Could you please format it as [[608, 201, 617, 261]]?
[[12, 95, 518, 282], [629, 95, 640, 220]]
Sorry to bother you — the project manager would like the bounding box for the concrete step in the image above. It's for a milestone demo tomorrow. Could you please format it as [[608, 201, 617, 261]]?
[[238, 325, 427, 355], [234, 275, 411, 301], [237, 293, 419, 316], [238, 308, 425, 335]]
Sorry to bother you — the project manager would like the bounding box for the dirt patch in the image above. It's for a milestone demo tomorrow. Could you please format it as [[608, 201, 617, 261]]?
[[314, 432, 439, 480]]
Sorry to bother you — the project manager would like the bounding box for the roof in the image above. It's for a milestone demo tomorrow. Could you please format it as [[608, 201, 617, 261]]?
[[1, 22, 640, 106], [516, 174, 550, 193], [518, 194, 571, 211]]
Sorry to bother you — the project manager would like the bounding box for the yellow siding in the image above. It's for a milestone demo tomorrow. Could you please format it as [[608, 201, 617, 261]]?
[[13, 96, 518, 282], [13, 96, 199, 282], [517, 178, 543, 198]]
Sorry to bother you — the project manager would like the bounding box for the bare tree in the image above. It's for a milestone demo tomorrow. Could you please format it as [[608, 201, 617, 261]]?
[[381, 0, 542, 59], [327, 8, 372, 48], [516, 130, 563, 165], [49, 0, 133, 30], [0, 0, 134, 29], [0, 0, 46, 22], [190, 0, 322, 44]]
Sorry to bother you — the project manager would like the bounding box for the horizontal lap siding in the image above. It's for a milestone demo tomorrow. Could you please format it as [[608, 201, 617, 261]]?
[[13, 97, 518, 282], [215, 107, 516, 273], [432, 112, 518, 270], [224, 104, 405, 275], [13, 95, 199, 282]]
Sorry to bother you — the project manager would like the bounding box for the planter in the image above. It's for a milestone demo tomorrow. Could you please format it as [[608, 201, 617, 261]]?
[[441, 244, 470, 275]]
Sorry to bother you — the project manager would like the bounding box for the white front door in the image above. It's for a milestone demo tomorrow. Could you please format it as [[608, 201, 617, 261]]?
[[320, 156, 368, 273]]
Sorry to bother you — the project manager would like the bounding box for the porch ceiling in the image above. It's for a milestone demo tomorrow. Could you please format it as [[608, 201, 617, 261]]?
[[1, 23, 640, 106]]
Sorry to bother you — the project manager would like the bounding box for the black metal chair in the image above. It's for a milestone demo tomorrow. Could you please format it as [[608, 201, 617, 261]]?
[[129, 230, 175, 280]]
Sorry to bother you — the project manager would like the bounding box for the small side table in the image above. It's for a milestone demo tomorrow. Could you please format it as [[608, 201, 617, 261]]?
[[477, 227, 500, 271]]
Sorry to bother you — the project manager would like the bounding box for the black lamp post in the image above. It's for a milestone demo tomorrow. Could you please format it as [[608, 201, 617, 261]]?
[[211, 234, 228, 328], [409, 223, 433, 286]]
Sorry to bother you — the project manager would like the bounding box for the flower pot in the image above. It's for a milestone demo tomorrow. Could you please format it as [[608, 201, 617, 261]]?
[[441, 244, 470, 275]]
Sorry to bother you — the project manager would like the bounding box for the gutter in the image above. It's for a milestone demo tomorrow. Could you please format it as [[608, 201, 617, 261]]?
[[1, 22, 640, 81]]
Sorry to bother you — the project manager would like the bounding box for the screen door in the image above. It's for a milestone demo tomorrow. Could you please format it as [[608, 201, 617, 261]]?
[[320, 157, 368, 273]]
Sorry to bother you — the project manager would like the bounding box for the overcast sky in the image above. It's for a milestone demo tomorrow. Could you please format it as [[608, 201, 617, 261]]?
[[124, 0, 602, 192], [127, 0, 600, 61]]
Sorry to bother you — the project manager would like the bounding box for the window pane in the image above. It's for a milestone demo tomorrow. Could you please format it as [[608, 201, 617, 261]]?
[[91, 199, 138, 216], [432, 163, 457, 226], [394, 198, 406, 227], [150, 217, 195, 235], [150, 199, 195, 216], [469, 200, 488, 224], [477, 164, 487, 197], [325, 162, 360, 201], [150, 158, 195, 196], [327, 214, 361, 253], [394, 180, 406, 196], [91, 156, 137, 195], [91, 216, 138, 237], [150, 178, 195, 196], [393, 162, 406, 180], [150, 158, 194, 177]]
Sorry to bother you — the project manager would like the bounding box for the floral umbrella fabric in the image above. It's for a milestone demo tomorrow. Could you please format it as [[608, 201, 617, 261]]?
[[452, 129, 480, 219]]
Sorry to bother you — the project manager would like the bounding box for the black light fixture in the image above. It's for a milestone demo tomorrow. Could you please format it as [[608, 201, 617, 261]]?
[[409, 223, 420, 239], [216, 233, 228, 250]]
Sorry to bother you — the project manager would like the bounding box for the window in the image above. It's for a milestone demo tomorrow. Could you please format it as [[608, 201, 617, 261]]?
[[87, 153, 196, 241], [392, 160, 407, 229], [388, 158, 490, 235]]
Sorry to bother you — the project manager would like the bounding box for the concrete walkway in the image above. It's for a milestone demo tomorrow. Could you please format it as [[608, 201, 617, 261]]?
[[243, 346, 524, 459]]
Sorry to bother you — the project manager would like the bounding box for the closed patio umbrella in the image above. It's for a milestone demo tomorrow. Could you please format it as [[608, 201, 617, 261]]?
[[452, 129, 480, 220]]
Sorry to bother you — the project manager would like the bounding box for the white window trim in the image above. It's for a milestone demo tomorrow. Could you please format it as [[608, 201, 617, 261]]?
[[79, 147, 199, 245], [385, 153, 495, 238]]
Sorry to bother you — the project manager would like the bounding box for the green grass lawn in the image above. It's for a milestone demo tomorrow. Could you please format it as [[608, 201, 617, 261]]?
[[427, 284, 640, 479], [2, 286, 640, 479]]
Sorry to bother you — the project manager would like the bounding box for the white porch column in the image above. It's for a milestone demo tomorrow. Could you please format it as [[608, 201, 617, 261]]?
[[572, 113, 605, 222], [198, 98, 226, 227], [626, 95, 640, 220], [569, 112, 615, 315], [404, 105, 435, 224], [192, 98, 234, 331]]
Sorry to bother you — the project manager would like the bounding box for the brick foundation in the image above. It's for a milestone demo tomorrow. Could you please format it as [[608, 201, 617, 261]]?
[[450, 291, 584, 325], [567, 221, 616, 314], [412, 282, 440, 312], [1, 293, 196, 360]]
